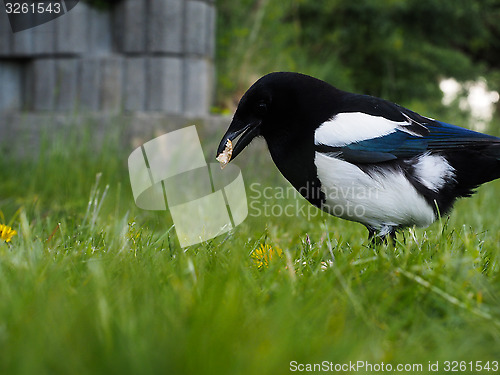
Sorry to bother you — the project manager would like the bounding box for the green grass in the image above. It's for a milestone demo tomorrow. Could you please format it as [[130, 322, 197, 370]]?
[[1, 121, 500, 375]]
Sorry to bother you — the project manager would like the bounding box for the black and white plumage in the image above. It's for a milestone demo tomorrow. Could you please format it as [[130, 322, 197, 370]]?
[[216, 72, 500, 240]]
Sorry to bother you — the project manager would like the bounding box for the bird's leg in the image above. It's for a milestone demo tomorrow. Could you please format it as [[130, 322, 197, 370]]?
[[367, 228, 385, 248], [388, 231, 397, 246], [367, 227, 397, 247]]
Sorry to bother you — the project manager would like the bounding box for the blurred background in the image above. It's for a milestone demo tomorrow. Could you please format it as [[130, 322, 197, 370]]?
[[216, 0, 500, 128], [0, 0, 216, 153], [1, 0, 499, 141]]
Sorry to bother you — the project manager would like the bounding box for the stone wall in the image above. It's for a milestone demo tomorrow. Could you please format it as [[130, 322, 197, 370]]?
[[0, 0, 215, 116]]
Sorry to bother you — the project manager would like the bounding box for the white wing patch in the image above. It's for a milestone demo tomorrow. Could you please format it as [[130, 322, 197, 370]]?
[[314, 112, 424, 147], [413, 153, 455, 192]]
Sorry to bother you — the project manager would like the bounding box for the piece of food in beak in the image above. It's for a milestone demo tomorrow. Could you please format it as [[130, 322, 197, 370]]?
[[216, 139, 233, 169]]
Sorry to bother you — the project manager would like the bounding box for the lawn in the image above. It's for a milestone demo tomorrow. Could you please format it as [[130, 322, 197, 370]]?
[[1, 119, 499, 375]]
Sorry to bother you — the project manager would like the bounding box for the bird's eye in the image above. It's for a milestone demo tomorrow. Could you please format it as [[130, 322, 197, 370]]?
[[255, 101, 268, 116]]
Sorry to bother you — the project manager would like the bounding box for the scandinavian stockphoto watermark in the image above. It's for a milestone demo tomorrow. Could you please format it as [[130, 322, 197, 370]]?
[[248, 182, 379, 220], [3, 0, 79, 33], [128, 125, 248, 248]]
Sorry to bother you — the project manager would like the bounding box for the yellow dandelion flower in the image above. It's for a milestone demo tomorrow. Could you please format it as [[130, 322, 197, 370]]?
[[251, 244, 283, 268], [0, 224, 16, 243]]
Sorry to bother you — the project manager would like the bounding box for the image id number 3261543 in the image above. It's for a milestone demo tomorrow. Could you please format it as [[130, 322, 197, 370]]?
[[443, 361, 498, 372], [5, 2, 62, 14]]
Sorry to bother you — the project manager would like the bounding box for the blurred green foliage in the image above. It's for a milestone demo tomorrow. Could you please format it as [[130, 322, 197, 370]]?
[[216, 0, 500, 109]]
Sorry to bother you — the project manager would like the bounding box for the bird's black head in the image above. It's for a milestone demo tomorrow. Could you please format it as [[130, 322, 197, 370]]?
[[216, 72, 340, 163]]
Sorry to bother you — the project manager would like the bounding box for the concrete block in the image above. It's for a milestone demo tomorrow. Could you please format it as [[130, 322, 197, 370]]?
[[0, 8, 12, 56], [0, 62, 22, 112], [185, 0, 208, 55], [184, 58, 211, 116], [100, 56, 123, 112], [32, 14, 56, 55], [149, 0, 183, 54], [32, 59, 56, 111], [11, 26, 34, 56], [117, 0, 146, 53], [79, 58, 101, 111], [206, 4, 216, 59], [124, 57, 146, 111], [55, 1, 88, 54], [147, 57, 182, 114], [55, 59, 79, 111], [112, 1, 124, 51], [87, 6, 112, 55]]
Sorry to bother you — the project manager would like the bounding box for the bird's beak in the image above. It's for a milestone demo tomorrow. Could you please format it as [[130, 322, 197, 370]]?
[[216, 119, 261, 162]]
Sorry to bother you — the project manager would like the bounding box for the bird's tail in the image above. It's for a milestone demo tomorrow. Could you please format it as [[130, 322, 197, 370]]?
[[485, 143, 500, 160], [446, 145, 500, 195]]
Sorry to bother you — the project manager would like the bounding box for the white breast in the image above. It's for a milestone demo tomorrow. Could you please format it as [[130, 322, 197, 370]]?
[[314, 152, 436, 234]]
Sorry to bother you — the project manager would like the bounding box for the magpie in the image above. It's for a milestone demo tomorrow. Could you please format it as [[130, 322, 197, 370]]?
[[216, 72, 500, 240]]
